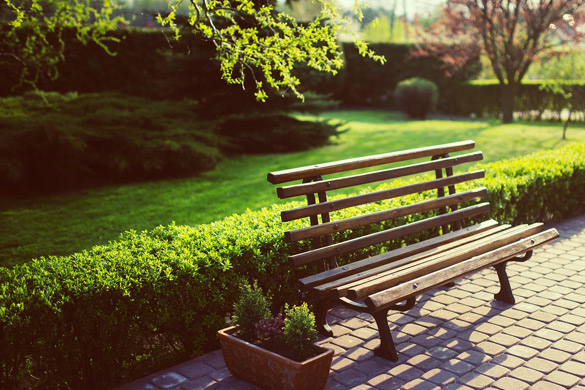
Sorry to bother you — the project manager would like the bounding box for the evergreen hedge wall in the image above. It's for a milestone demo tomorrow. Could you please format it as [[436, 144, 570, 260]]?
[[448, 80, 585, 120], [1, 143, 584, 389], [0, 29, 480, 112]]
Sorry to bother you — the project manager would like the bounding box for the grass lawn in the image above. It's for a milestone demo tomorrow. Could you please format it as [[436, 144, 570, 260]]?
[[1, 110, 584, 267]]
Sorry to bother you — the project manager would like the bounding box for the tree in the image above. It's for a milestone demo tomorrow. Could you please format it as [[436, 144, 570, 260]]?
[[415, 0, 585, 123], [1, 0, 385, 101]]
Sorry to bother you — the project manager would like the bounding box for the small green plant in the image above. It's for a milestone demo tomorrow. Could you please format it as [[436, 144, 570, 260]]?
[[394, 77, 439, 119], [231, 281, 320, 361], [283, 303, 319, 361], [232, 281, 271, 340]]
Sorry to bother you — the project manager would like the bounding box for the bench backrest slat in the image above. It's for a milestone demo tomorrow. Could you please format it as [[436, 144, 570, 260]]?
[[281, 170, 485, 222], [285, 188, 488, 243], [277, 152, 482, 199], [289, 202, 491, 267], [267, 140, 476, 185]]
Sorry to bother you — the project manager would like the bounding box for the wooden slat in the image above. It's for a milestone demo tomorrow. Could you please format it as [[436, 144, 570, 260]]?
[[365, 228, 560, 311], [285, 188, 487, 243], [289, 202, 491, 267], [267, 140, 476, 185], [281, 171, 485, 222], [277, 152, 483, 199], [341, 223, 544, 300], [298, 219, 500, 290], [310, 223, 516, 295]]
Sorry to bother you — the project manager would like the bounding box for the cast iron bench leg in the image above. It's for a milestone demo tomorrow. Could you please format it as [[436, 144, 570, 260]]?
[[315, 299, 333, 337], [494, 251, 533, 305], [372, 297, 416, 362]]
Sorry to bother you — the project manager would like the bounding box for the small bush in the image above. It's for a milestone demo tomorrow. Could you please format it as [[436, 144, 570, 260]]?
[[1, 143, 584, 388], [394, 77, 439, 119], [283, 303, 319, 361], [232, 281, 271, 339], [216, 113, 343, 154]]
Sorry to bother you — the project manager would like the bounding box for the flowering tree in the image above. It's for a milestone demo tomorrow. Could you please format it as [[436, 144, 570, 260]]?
[[415, 0, 585, 123], [0, 0, 385, 100]]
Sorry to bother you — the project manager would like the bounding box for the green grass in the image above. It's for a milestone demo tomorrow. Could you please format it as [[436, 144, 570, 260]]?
[[1, 109, 584, 267]]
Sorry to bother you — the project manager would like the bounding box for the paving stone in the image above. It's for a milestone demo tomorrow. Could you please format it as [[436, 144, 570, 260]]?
[[343, 318, 372, 330], [455, 349, 490, 365], [458, 372, 495, 389], [405, 354, 442, 371], [545, 370, 581, 387], [509, 366, 545, 384], [487, 333, 520, 348], [346, 347, 374, 362], [490, 353, 524, 369], [492, 377, 530, 390], [180, 376, 217, 390], [421, 368, 457, 386], [402, 378, 440, 390], [519, 335, 553, 351], [332, 368, 369, 388], [333, 335, 364, 350], [506, 344, 539, 359], [355, 357, 393, 377], [524, 357, 558, 374], [560, 360, 585, 376], [388, 364, 424, 382], [352, 327, 378, 341], [440, 359, 475, 375], [533, 328, 564, 342], [539, 348, 573, 364], [366, 374, 405, 390], [175, 362, 215, 380], [331, 356, 355, 372], [426, 346, 458, 361], [551, 339, 583, 354], [531, 382, 566, 390], [441, 339, 474, 353], [151, 372, 188, 389]]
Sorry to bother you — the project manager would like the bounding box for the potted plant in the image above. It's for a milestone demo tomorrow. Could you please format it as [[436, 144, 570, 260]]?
[[217, 281, 334, 390]]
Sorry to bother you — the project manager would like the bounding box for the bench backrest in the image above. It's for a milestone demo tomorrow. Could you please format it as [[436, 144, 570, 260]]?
[[267, 140, 489, 273]]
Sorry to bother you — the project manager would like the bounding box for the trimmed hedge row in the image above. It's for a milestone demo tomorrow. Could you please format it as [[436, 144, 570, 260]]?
[[2, 144, 585, 389], [448, 80, 585, 119], [0, 29, 480, 114]]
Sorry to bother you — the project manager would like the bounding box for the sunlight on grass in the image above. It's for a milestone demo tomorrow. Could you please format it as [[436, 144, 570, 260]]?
[[2, 110, 584, 266]]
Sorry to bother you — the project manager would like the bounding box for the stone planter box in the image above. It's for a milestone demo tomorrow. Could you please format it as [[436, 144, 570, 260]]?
[[217, 326, 334, 390]]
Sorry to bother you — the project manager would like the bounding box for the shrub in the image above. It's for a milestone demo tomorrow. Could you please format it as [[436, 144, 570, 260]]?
[[0, 92, 221, 194], [232, 281, 271, 339], [283, 303, 319, 361], [1, 143, 584, 388], [216, 113, 343, 154], [394, 78, 439, 119]]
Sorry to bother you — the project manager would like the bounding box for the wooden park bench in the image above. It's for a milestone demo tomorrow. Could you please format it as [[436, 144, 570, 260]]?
[[267, 140, 559, 362]]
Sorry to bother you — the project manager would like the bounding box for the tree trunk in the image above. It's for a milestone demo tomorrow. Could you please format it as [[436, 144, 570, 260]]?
[[562, 108, 571, 140], [501, 82, 517, 124]]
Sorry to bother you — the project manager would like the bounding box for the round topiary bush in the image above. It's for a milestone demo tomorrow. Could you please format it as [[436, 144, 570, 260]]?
[[394, 77, 439, 119]]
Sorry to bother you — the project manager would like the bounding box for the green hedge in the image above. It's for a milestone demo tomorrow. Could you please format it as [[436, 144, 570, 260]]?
[[449, 79, 585, 119], [0, 30, 479, 113], [1, 143, 584, 389], [0, 92, 222, 194]]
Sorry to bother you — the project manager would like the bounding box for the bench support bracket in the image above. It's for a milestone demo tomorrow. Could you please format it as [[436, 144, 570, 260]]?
[[315, 299, 333, 337], [372, 297, 416, 362], [493, 251, 533, 304]]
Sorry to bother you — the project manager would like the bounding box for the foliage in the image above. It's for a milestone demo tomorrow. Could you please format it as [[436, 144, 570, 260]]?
[[283, 303, 318, 361], [216, 113, 344, 154], [232, 281, 271, 339], [394, 77, 438, 119], [2, 0, 385, 102], [414, 0, 585, 123], [0, 0, 127, 90], [1, 143, 585, 387], [0, 91, 222, 194], [335, 42, 480, 109], [3, 109, 585, 268]]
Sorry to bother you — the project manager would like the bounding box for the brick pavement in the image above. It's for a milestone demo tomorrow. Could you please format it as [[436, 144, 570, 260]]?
[[115, 214, 585, 390]]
